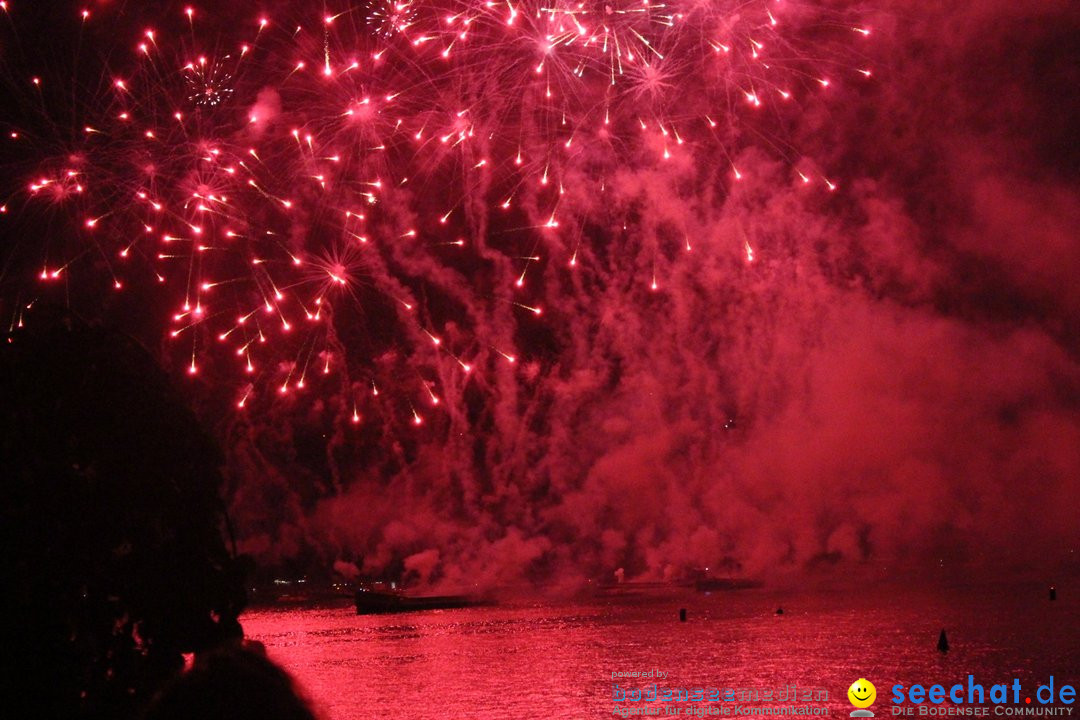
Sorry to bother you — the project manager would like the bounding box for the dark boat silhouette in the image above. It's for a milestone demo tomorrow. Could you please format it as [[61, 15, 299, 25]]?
[[594, 580, 679, 597], [354, 588, 489, 615], [592, 575, 761, 598], [694, 577, 762, 592]]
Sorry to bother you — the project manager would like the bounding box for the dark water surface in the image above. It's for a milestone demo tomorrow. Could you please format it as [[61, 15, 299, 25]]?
[[242, 584, 1077, 719]]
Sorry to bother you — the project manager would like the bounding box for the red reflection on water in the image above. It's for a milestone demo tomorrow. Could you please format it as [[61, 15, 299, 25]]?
[[243, 586, 1077, 720]]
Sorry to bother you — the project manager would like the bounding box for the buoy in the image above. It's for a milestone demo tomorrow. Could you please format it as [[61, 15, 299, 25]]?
[[775, 607, 784, 615], [1049, 586, 1056, 601], [679, 608, 687, 622], [937, 629, 949, 653]]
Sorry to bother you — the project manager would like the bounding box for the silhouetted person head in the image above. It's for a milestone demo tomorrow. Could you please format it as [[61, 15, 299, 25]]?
[[143, 646, 317, 720], [2, 306, 248, 718]]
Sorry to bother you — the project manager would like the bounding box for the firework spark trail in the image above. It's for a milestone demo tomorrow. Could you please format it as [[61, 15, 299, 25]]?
[[0, 0, 868, 425]]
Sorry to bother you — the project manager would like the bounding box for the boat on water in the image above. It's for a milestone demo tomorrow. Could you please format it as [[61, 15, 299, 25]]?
[[354, 588, 489, 615], [593, 568, 762, 597], [693, 577, 762, 592], [593, 580, 680, 598]]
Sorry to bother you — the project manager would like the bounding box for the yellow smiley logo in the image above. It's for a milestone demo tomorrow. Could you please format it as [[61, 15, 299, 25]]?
[[848, 679, 876, 708]]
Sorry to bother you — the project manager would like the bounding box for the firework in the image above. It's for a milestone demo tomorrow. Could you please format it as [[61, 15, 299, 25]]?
[[0, 1, 869, 424]]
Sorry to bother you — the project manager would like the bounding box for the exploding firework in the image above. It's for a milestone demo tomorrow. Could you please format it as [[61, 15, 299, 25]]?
[[184, 55, 237, 108], [366, 0, 420, 39], [0, 0, 869, 425]]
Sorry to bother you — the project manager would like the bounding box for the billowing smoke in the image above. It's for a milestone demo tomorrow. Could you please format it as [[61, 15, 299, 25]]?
[[212, 0, 1080, 589]]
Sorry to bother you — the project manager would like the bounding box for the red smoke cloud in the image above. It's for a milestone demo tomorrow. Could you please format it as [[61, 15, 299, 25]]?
[[216, 0, 1080, 588]]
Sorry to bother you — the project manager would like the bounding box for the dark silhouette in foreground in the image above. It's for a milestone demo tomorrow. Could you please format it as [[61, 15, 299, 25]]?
[[2, 307, 249, 718], [143, 646, 317, 720], [937, 629, 950, 653]]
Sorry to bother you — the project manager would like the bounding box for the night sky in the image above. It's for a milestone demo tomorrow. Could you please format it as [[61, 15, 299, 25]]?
[[1, 0, 1078, 589]]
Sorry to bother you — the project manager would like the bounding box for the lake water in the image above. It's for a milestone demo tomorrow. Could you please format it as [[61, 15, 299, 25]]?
[[241, 583, 1077, 719]]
